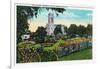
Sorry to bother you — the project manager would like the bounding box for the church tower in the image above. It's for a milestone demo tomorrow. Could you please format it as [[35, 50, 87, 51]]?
[[48, 12, 54, 24], [46, 11, 55, 36]]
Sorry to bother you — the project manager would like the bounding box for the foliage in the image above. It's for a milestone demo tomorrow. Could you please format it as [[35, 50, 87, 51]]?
[[86, 24, 92, 36], [68, 24, 78, 37], [17, 6, 38, 43], [64, 26, 68, 34], [54, 25, 62, 35], [17, 6, 65, 43], [62, 35, 69, 40], [40, 50, 58, 61], [43, 39, 65, 51], [35, 26, 47, 43], [67, 24, 92, 38], [63, 37, 90, 46], [17, 36, 92, 63], [17, 47, 41, 63], [77, 25, 86, 37], [44, 36, 56, 43], [17, 41, 59, 63], [17, 42, 41, 63]]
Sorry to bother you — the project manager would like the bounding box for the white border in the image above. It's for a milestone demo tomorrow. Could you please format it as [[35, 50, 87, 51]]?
[[11, 2, 95, 69]]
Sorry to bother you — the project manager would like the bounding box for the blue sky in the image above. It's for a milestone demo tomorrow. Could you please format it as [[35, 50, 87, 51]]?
[[28, 7, 93, 32], [56, 8, 92, 20]]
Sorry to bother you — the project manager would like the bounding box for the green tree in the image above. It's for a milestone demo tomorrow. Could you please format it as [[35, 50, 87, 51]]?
[[64, 26, 68, 34], [86, 24, 92, 36], [77, 25, 86, 37], [68, 24, 78, 37], [17, 6, 39, 43], [54, 25, 62, 35], [30, 32, 35, 41], [35, 26, 47, 43]]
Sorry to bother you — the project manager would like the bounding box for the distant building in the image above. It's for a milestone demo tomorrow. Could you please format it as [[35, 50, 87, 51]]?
[[21, 32, 30, 41], [46, 11, 66, 36]]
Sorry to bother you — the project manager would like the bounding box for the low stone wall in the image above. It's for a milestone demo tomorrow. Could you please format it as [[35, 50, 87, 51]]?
[[57, 41, 92, 57]]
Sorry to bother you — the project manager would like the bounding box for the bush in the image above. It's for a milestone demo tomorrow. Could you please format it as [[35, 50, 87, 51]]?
[[17, 42, 41, 63], [17, 41, 58, 63], [40, 50, 58, 61]]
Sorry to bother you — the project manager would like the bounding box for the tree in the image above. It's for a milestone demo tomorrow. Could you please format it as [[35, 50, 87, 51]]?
[[17, 6, 65, 43], [54, 25, 62, 35], [35, 26, 47, 43], [77, 25, 86, 37], [68, 24, 78, 37], [17, 6, 39, 43], [86, 24, 92, 36], [30, 32, 35, 41], [64, 26, 68, 34]]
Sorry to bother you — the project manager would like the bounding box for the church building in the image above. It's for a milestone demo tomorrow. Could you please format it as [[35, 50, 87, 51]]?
[[46, 11, 66, 36]]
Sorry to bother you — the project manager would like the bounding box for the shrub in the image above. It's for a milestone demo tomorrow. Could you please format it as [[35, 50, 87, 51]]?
[[40, 50, 58, 61], [17, 42, 41, 63]]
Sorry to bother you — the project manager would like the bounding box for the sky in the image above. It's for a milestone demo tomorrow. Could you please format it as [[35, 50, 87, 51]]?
[[28, 7, 93, 32]]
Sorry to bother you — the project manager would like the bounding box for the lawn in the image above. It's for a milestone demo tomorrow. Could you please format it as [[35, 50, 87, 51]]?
[[58, 47, 92, 61]]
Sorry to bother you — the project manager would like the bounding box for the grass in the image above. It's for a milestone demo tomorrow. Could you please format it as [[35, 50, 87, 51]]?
[[43, 39, 65, 51], [58, 47, 92, 61]]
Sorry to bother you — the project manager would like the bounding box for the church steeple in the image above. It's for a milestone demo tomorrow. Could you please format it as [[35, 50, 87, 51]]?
[[48, 11, 54, 24], [46, 10, 55, 36]]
